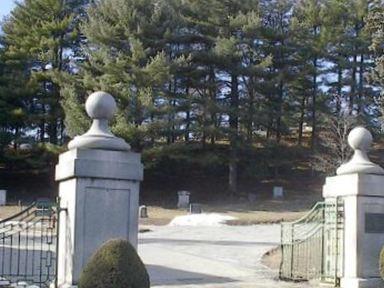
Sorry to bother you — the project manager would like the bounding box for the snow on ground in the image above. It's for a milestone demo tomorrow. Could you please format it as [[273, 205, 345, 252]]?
[[169, 213, 236, 226]]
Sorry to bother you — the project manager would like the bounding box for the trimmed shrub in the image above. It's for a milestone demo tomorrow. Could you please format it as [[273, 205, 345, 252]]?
[[78, 239, 150, 288]]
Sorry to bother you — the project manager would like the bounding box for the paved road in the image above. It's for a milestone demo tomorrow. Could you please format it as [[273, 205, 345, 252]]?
[[138, 224, 313, 288]]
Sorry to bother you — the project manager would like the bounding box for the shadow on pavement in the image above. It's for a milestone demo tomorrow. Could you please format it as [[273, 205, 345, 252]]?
[[146, 264, 238, 286], [140, 238, 279, 246]]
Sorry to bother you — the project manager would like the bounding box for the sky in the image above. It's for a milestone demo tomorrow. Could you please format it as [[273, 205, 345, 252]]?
[[0, 0, 16, 20]]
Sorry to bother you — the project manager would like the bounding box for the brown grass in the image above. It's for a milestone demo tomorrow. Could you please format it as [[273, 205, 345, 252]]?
[[139, 206, 187, 226], [0, 205, 25, 220], [139, 191, 320, 226]]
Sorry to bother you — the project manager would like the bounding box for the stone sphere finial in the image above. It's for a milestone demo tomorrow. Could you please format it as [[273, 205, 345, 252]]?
[[67, 91, 130, 151], [337, 126, 384, 175], [86, 91, 117, 120], [348, 126, 372, 152]]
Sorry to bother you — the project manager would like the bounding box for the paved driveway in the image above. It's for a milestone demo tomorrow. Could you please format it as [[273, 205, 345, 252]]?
[[138, 224, 313, 288]]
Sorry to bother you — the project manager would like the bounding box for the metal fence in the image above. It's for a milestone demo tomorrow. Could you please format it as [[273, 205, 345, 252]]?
[[322, 199, 344, 286], [0, 200, 58, 287], [279, 199, 344, 286]]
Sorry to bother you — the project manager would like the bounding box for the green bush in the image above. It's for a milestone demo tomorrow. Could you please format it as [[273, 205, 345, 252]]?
[[380, 246, 384, 279], [78, 239, 150, 288]]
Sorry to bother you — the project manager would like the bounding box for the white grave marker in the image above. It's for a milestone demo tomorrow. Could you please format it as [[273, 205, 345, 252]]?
[[177, 191, 190, 208], [273, 186, 283, 198], [0, 190, 6, 206]]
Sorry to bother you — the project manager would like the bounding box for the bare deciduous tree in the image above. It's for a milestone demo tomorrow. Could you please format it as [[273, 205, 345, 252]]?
[[312, 114, 355, 175]]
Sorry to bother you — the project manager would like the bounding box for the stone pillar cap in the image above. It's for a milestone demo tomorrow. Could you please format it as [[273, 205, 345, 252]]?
[[336, 126, 384, 175], [68, 91, 130, 151]]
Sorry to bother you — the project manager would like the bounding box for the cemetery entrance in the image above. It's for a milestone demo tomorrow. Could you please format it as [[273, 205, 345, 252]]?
[[279, 198, 344, 286], [0, 199, 59, 287]]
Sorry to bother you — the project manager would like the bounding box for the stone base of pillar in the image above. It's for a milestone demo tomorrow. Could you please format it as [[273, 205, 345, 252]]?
[[55, 148, 143, 286], [56, 284, 77, 288], [341, 277, 384, 288]]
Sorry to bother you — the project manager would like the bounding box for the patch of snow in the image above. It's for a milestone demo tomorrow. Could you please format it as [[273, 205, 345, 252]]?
[[0, 277, 10, 285], [169, 213, 236, 226]]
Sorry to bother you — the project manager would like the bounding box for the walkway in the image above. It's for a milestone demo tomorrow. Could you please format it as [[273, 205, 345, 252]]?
[[138, 224, 313, 288]]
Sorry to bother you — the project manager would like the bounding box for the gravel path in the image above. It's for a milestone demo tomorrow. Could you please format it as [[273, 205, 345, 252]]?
[[138, 224, 314, 288]]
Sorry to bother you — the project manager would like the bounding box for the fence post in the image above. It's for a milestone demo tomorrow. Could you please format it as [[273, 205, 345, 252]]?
[[323, 127, 384, 288], [55, 91, 143, 287]]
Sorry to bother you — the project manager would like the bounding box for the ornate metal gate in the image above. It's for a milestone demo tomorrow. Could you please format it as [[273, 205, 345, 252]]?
[[279, 198, 344, 286], [322, 199, 344, 285], [0, 200, 58, 287]]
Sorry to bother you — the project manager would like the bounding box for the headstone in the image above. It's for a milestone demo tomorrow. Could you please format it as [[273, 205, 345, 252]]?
[[189, 203, 202, 214], [0, 190, 6, 206], [177, 191, 190, 209], [139, 205, 148, 218], [273, 186, 283, 198], [248, 192, 257, 203]]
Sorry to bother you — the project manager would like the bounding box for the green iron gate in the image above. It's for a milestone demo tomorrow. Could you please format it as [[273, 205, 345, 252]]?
[[0, 200, 58, 287], [279, 198, 344, 286]]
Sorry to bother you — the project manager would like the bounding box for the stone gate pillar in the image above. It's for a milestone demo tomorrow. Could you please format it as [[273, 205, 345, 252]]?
[[55, 91, 143, 287], [323, 127, 384, 288]]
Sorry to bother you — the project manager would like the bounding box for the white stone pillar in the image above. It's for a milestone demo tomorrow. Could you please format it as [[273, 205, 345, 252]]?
[[55, 91, 143, 287], [323, 127, 384, 288]]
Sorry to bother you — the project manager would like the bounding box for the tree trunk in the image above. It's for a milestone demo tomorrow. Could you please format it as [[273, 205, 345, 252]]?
[[48, 117, 58, 145], [311, 57, 317, 150], [358, 54, 364, 114], [39, 119, 45, 142], [298, 95, 306, 145], [171, 99, 176, 143], [185, 87, 190, 143], [60, 119, 65, 145], [13, 126, 19, 151], [167, 81, 172, 145], [276, 80, 284, 143], [350, 53, 357, 114], [209, 66, 216, 145], [229, 147, 238, 196], [336, 65, 342, 114], [229, 74, 239, 196], [150, 98, 155, 146], [171, 77, 177, 143], [267, 125, 272, 139], [247, 77, 255, 143], [185, 112, 190, 143], [184, 86, 191, 143], [201, 105, 207, 148]]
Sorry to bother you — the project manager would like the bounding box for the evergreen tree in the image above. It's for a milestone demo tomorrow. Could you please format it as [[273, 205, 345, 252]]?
[[74, 0, 170, 150], [2, 0, 80, 144], [258, 0, 295, 143], [324, 0, 378, 121], [291, 0, 326, 149], [366, 1, 384, 128], [0, 42, 31, 152], [289, 14, 314, 145]]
